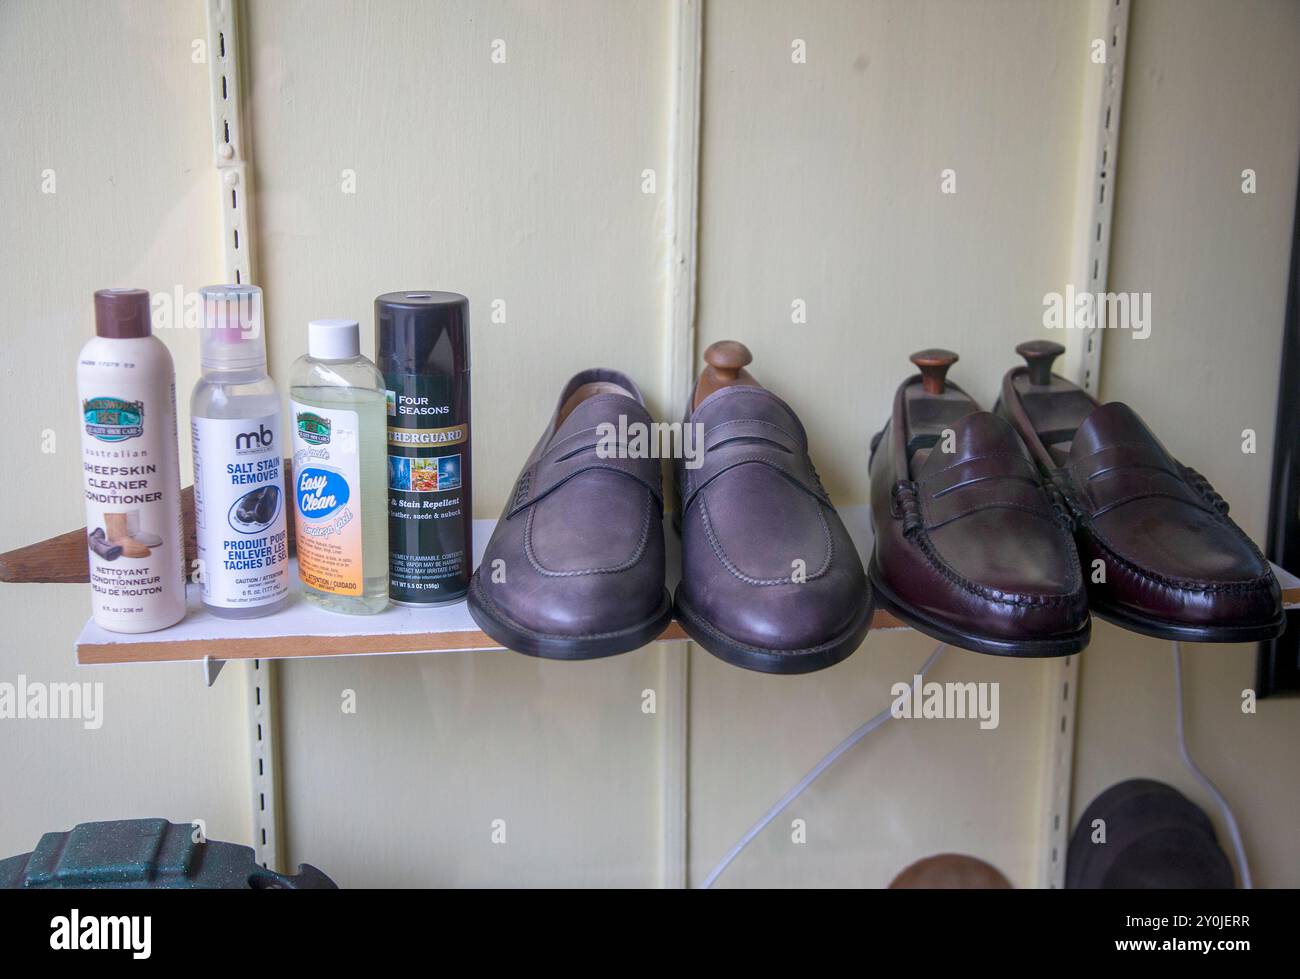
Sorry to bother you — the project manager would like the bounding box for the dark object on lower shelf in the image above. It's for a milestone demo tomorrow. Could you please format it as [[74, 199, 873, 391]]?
[[889, 853, 1012, 889], [1067, 779, 1235, 889], [0, 818, 336, 889]]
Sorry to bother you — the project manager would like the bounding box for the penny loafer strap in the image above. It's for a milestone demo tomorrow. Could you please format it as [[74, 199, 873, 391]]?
[[682, 443, 830, 515], [508, 447, 662, 519], [1065, 444, 1212, 519]]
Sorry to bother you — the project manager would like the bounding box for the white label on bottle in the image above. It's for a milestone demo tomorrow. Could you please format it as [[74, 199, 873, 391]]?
[[192, 414, 290, 609], [289, 401, 364, 595], [79, 351, 187, 631]]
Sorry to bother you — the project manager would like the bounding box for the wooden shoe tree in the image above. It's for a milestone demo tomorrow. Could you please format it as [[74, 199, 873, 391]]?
[[903, 349, 978, 469], [556, 381, 636, 426], [1009, 340, 1098, 466], [693, 340, 760, 410]]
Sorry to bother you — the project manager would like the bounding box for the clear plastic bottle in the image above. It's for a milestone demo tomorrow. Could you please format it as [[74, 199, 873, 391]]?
[[191, 285, 291, 618], [289, 320, 389, 614]]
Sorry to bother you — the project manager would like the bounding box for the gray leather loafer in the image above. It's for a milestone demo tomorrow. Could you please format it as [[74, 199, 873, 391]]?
[[468, 369, 673, 659], [674, 342, 873, 674]]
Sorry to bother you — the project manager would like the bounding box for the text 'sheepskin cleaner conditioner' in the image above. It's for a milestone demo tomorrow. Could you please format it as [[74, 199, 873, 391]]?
[[77, 288, 187, 633], [376, 292, 472, 607], [191, 285, 290, 618]]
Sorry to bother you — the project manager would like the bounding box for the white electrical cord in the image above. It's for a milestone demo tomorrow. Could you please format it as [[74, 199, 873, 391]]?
[[699, 641, 948, 889], [1171, 640, 1252, 889]]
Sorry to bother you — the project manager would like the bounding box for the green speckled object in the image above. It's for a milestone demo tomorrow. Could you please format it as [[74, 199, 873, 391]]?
[[0, 819, 336, 889]]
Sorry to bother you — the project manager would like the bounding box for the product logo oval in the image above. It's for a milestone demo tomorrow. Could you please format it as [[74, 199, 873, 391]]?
[[296, 467, 349, 520]]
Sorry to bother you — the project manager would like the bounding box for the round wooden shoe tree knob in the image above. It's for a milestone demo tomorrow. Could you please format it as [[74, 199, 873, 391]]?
[[910, 348, 959, 395], [695, 340, 757, 408], [1015, 339, 1065, 387], [704, 340, 752, 380]]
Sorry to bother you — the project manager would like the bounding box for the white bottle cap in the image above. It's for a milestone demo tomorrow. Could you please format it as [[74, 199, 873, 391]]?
[[308, 319, 360, 360]]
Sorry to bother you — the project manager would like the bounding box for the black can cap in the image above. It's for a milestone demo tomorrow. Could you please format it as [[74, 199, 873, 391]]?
[[376, 291, 470, 374], [94, 288, 152, 338]]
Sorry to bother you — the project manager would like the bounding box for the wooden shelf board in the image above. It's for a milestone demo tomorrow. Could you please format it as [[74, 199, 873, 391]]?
[[71, 507, 1297, 667]]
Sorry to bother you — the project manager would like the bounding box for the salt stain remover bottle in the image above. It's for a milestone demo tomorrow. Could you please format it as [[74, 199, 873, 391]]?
[[77, 289, 187, 633], [191, 285, 290, 618], [289, 319, 389, 614]]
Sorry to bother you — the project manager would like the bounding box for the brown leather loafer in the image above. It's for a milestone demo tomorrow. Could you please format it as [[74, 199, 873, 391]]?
[[468, 369, 673, 659], [868, 349, 1090, 657], [998, 340, 1284, 643], [674, 342, 873, 674]]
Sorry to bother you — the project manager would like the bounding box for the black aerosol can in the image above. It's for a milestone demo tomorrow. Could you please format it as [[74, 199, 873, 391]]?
[[376, 292, 471, 606]]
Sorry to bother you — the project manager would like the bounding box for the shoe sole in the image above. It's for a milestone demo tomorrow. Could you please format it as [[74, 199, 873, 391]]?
[[869, 558, 1091, 658], [1087, 594, 1286, 644], [467, 573, 675, 660], [673, 586, 874, 675]]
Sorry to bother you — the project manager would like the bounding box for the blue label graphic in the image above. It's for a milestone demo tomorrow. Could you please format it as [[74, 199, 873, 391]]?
[[296, 467, 349, 520]]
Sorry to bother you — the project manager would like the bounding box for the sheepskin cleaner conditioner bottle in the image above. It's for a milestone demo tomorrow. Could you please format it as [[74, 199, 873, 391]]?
[[191, 285, 290, 618], [77, 289, 187, 633]]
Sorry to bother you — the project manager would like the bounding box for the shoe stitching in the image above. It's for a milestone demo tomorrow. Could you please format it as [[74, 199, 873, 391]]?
[[699, 490, 833, 586], [702, 417, 802, 446], [523, 488, 653, 577], [894, 479, 1083, 605], [1081, 519, 1275, 594], [1057, 470, 1275, 592], [909, 523, 1084, 608]]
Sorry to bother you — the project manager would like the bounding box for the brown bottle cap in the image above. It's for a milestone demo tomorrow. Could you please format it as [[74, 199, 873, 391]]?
[[94, 288, 152, 338]]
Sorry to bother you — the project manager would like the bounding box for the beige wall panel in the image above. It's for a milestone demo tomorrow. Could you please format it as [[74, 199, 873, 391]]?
[[278, 646, 668, 886], [244, 0, 672, 516], [689, 631, 1049, 887], [696, 0, 1090, 503], [0, 0, 251, 856], [688, 0, 1090, 888], [242, 1, 673, 885], [1074, 0, 1300, 887]]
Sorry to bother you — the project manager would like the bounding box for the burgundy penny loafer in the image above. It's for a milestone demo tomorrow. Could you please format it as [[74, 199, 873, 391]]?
[[674, 342, 873, 674], [998, 340, 1284, 643], [868, 349, 1090, 657], [468, 369, 673, 659]]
